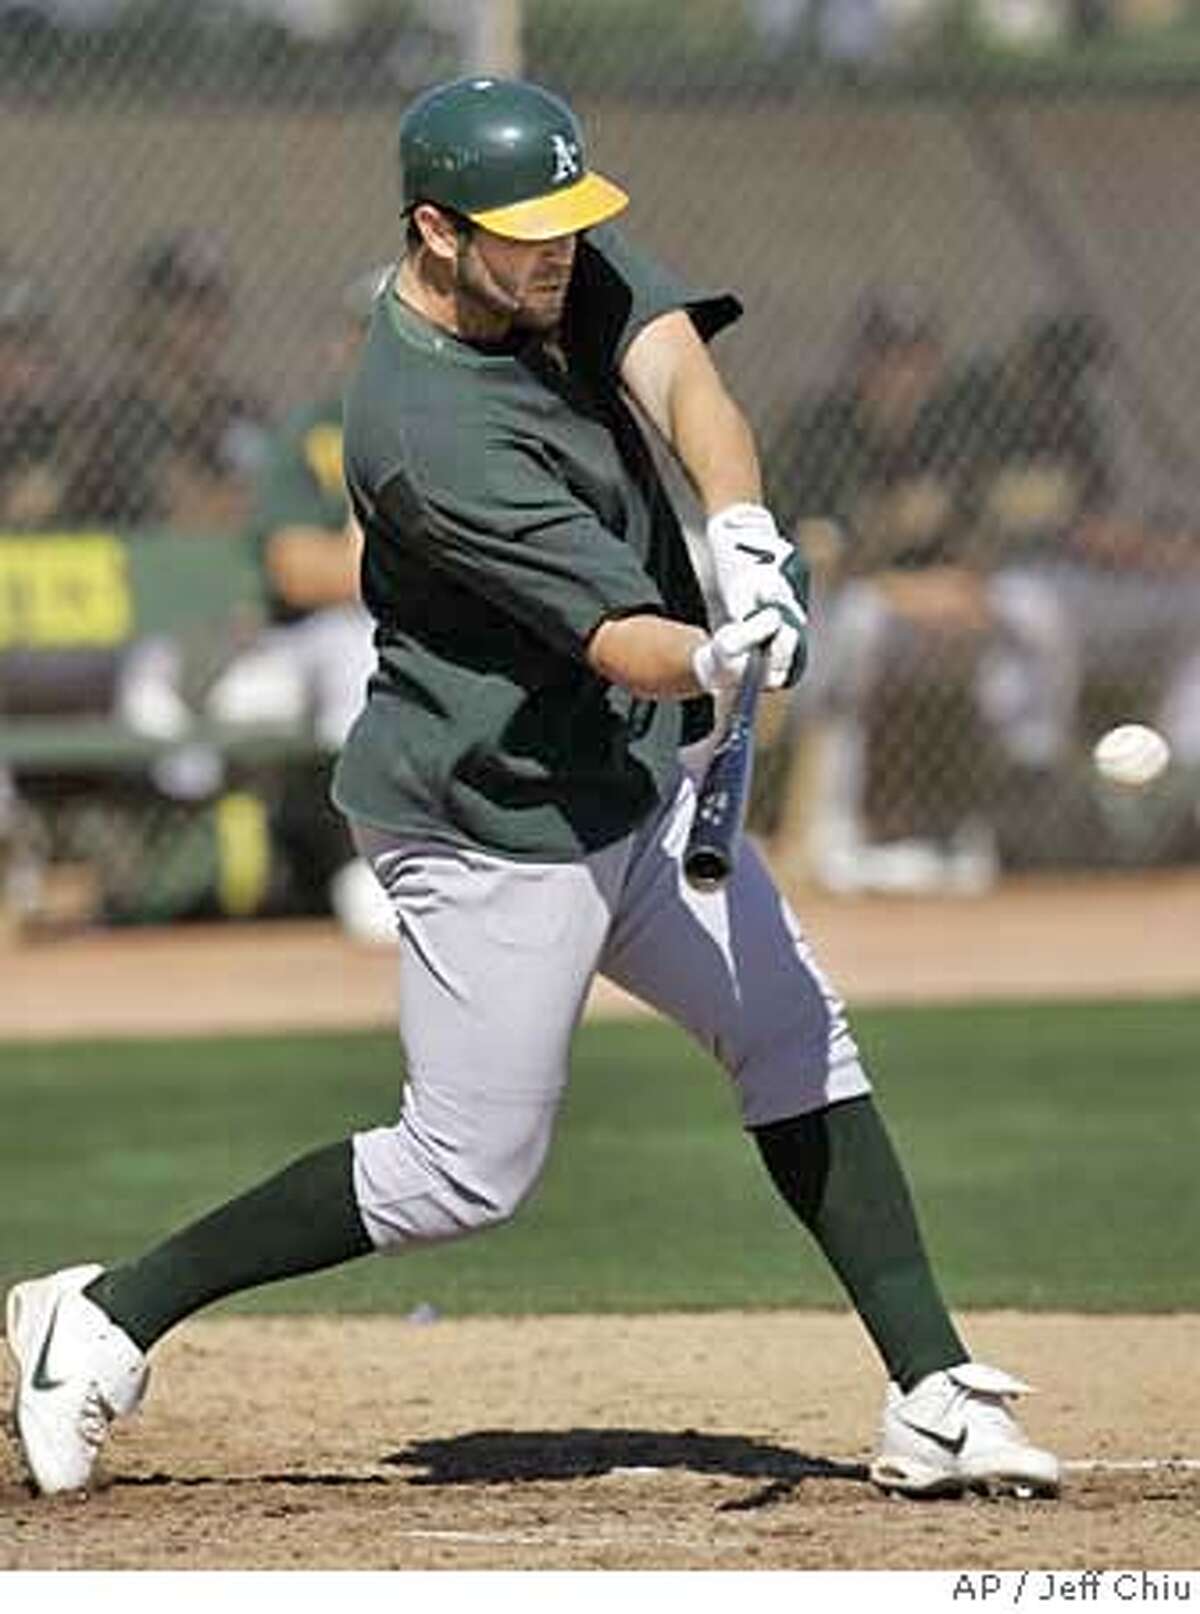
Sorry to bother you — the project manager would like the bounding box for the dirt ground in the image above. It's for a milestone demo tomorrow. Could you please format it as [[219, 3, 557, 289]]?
[[3, 869, 1200, 1571], [2, 1315, 1198, 1572]]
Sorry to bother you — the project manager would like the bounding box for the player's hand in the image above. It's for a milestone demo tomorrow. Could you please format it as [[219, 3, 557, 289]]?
[[705, 502, 810, 688], [692, 607, 780, 694]]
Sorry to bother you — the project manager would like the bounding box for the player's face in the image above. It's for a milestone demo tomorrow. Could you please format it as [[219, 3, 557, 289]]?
[[456, 226, 577, 335]]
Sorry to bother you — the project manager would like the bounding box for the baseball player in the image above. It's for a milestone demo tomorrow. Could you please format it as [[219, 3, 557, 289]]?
[[5, 77, 1060, 1502]]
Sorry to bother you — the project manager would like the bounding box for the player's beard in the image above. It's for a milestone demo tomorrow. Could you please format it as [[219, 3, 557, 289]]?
[[454, 237, 573, 339]]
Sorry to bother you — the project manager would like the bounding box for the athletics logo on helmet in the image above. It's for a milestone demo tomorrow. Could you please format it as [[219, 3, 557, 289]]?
[[550, 134, 581, 184], [398, 76, 628, 242]]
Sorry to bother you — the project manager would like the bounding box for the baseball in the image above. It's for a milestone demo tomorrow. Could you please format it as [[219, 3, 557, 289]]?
[[1092, 723, 1171, 788]]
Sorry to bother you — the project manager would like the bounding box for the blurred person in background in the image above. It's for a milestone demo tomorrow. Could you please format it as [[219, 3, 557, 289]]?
[[0, 266, 74, 528], [0, 266, 106, 927], [206, 266, 394, 943], [0, 264, 131, 723], [965, 310, 1200, 834], [61, 230, 271, 536], [57, 231, 274, 745], [766, 287, 1072, 893]]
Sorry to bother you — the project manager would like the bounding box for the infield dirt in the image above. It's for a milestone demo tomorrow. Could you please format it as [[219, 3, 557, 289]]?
[[2, 1313, 1199, 1571]]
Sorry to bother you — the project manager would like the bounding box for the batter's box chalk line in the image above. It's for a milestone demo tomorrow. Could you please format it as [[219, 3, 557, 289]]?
[[601, 1458, 1200, 1477], [1063, 1458, 1200, 1472]]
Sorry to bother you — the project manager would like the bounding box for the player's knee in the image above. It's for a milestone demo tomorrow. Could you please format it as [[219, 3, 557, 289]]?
[[731, 984, 830, 1089], [440, 1148, 542, 1235], [729, 1001, 870, 1125], [354, 1113, 551, 1248]]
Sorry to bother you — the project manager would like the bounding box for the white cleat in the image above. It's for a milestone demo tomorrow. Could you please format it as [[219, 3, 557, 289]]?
[[5, 1263, 148, 1495], [870, 1361, 1060, 1499]]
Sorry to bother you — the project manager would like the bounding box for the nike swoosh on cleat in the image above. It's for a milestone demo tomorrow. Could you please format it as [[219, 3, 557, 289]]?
[[31, 1298, 66, 1392], [734, 543, 777, 564], [915, 1425, 969, 1457]]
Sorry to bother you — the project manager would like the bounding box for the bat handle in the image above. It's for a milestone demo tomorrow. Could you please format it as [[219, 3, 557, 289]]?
[[736, 640, 769, 710]]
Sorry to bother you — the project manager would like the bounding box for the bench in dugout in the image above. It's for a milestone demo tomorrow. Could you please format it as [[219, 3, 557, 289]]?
[[0, 529, 323, 928]]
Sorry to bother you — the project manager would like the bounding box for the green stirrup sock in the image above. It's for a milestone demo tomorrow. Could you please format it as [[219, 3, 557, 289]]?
[[753, 1096, 966, 1392], [84, 1139, 373, 1352]]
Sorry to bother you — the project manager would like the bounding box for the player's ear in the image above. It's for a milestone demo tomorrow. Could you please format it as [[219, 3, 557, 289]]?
[[411, 203, 463, 265]]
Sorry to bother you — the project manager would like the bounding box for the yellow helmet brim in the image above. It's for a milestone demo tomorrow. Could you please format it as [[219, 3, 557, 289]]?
[[469, 171, 629, 242]]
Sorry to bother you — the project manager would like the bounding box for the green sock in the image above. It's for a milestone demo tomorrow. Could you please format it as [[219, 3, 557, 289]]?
[[753, 1096, 966, 1391], [84, 1139, 374, 1352]]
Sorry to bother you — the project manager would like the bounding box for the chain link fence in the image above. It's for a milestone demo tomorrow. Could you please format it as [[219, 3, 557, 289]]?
[[3, 0, 1200, 921]]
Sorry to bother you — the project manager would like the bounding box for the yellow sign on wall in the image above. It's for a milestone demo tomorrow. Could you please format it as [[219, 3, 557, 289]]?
[[0, 535, 133, 649]]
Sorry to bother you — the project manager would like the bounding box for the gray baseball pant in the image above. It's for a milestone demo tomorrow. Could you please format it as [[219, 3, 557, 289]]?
[[349, 771, 870, 1252]]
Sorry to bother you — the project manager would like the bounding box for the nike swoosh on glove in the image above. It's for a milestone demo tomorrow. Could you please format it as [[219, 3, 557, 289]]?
[[705, 503, 810, 689]]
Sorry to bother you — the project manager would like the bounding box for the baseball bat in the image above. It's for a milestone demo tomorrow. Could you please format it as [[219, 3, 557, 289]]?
[[683, 643, 768, 892]]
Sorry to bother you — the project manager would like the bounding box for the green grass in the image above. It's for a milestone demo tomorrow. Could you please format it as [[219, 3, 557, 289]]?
[[1, 1000, 1197, 1318]]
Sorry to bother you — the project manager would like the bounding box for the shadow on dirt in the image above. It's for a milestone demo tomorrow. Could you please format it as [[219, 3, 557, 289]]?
[[77, 1429, 867, 1508], [110, 1471, 391, 1489], [383, 1427, 869, 1493]]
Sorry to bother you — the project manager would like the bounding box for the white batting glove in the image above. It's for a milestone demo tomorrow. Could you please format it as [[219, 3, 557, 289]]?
[[706, 502, 810, 689], [692, 607, 781, 695]]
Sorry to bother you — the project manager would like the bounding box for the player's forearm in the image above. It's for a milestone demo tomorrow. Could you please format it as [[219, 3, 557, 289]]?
[[621, 310, 761, 515], [668, 366, 763, 516], [586, 613, 709, 698]]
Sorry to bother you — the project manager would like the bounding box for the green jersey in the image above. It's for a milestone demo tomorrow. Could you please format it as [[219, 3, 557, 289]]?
[[247, 394, 349, 624], [333, 226, 740, 860]]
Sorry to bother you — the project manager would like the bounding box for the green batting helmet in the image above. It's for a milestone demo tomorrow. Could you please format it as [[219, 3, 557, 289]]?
[[398, 76, 628, 242]]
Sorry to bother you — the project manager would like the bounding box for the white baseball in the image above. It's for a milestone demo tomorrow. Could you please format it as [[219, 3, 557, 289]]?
[[1092, 723, 1171, 788]]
